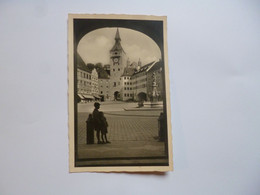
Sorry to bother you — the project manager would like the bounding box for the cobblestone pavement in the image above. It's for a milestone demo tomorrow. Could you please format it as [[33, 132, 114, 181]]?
[[75, 102, 168, 164], [77, 112, 159, 144], [77, 102, 163, 144]]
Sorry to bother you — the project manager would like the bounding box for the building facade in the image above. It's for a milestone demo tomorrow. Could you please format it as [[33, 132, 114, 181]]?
[[91, 69, 100, 100], [146, 61, 164, 101], [132, 61, 163, 102], [77, 65, 93, 101], [76, 54, 99, 102], [98, 78, 110, 101], [121, 67, 135, 101]]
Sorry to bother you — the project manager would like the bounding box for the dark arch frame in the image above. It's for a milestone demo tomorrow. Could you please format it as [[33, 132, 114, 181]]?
[[72, 18, 168, 166], [73, 18, 166, 106], [73, 19, 164, 56]]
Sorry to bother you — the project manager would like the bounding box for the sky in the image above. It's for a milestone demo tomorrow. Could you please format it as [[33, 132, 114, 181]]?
[[77, 27, 161, 66]]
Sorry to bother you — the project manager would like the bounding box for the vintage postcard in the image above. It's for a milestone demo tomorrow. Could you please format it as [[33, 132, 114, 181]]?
[[68, 14, 173, 172]]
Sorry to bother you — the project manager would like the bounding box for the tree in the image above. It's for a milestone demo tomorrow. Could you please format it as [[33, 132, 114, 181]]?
[[86, 63, 95, 71], [95, 63, 103, 73]]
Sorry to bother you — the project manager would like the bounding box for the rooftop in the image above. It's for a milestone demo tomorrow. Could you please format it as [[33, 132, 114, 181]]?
[[133, 61, 156, 75], [121, 67, 136, 77], [77, 53, 91, 73]]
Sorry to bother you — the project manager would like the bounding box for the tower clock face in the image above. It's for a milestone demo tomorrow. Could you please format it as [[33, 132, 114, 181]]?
[[113, 58, 119, 63]]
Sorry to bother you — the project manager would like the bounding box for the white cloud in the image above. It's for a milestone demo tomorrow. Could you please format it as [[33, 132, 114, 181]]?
[[95, 36, 110, 47]]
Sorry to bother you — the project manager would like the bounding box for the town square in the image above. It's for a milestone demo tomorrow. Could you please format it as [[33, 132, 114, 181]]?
[[69, 17, 171, 169], [76, 101, 168, 166]]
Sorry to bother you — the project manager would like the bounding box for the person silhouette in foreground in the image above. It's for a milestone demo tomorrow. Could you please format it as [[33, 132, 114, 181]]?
[[99, 111, 110, 144], [158, 112, 166, 142], [86, 114, 94, 144], [92, 102, 102, 144]]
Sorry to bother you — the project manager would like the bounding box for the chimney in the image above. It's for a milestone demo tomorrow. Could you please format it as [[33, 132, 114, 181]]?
[[137, 58, 141, 70], [137, 63, 141, 71], [127, 58, 130, 67], [138, 58, 142, 67]]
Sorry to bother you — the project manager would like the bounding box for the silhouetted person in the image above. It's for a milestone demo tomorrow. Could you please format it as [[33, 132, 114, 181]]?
[[86, 114, 94, 144], [99, 111, 110, 144], [158, 112, 166, 142], [92, 102, 102, 144]]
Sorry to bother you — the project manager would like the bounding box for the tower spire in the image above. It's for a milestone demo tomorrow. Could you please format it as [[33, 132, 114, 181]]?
[[115, 28, 121, 41], [110, 28, 125, 53]]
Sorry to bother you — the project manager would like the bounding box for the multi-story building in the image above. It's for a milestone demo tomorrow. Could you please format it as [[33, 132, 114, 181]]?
[[121, 67, 135, 101], [76, 54, 99, 102], [132, 60, 163, 102], [132, 61, 154, 101], [91, 68, 100, 100], [146, 61, 164, 101], [77, 68, 92, 95], [77, 55, 93, 101], [98, 78, 110, 101]]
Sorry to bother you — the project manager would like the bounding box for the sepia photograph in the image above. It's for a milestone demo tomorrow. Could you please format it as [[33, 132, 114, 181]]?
[[68, 14, 172, 172], [2, 1, 259, 194]]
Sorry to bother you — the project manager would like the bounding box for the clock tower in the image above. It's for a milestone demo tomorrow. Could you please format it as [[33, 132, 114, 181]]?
[[109, 28, 127, 100]]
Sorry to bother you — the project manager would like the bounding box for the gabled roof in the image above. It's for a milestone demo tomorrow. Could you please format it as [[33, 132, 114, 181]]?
[[133, 61, 156, 75], [121, 67, 136, 77], [110, 42, 124, 52], [147, 60, 162, 72], [77, 53, 91, 73], [146, 60, 161, 72]]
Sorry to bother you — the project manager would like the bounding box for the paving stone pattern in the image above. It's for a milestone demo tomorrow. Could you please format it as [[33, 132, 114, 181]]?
[[77, 112, 159, 144]]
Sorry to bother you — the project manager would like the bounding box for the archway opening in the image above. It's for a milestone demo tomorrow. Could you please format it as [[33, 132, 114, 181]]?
[[114, 91, 120, 101], [137, 92, 147, 101], [77, 27, 161, 66], [74, 19, 164, 56]]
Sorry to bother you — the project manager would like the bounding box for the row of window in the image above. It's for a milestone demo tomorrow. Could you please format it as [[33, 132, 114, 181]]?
[[77, 85, 91, 90], [113, 68, 120, 71], [78, 70, 99, 79], [78, 72, 92, 80], [124, 77, 131, 80], [100, 85, 109, 88], [77, 89, 92, 93], [78, 80, 91, 86], [124, 82, 132, 85], [124, 87, 132, 90], [124, 93, 133, 97], [113, 82, 121, 87]]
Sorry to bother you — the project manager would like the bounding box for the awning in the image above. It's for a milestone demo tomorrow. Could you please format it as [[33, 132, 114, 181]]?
[[83, 94, 94, 100], [78, 94, 85, 100], [93, 95, 101, 99]]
